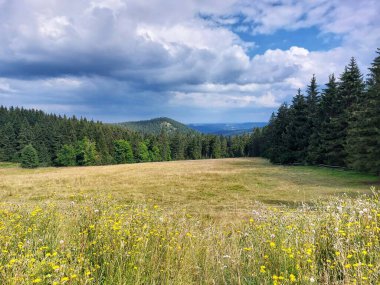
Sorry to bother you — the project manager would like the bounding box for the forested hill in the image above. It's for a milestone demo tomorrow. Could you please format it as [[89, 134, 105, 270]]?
[[0, 107, 257, 168], [116, 117, 197, 135]]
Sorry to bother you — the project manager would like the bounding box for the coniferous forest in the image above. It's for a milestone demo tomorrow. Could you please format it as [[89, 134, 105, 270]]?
[[252, 48, 380, 175], [1, 49, 379, 175], [0, 107, 253, 167]]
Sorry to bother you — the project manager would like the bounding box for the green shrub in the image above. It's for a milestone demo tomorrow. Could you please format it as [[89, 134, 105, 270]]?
[[20, 144, 39, 168]]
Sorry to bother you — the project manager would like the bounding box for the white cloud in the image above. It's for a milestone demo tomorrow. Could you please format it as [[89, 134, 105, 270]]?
[[0, 79, 17, 93], [0, 0, 379, 122]]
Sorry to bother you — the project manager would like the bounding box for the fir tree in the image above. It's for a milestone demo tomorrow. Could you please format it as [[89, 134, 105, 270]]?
[[285, 89, 309, 163], [137, 142, 150, 162], [76, 137, 98, 166], [56, 144, 77, 166], [21, 144, 39, 168], [114, 140, 134, 164], [337, 58, 365, 166], [305, 75, 322, 164], [347, 49, 380, 174], [319, 74, 340, 165]]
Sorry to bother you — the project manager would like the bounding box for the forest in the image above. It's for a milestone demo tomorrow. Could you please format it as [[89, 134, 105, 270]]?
[[0, 107, 254, 167], [251, 48, 380, 175], [1, 48, 379, 174]]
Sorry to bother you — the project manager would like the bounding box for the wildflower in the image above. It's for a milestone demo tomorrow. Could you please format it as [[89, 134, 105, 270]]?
[[260, 265, 266, 273], [289, 274, 296, 282], [32, 278, 42, 284], [52, 265, 60, 271]]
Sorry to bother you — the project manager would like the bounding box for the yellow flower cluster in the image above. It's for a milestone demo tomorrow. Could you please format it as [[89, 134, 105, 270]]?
[[0, 191, 379, 284]]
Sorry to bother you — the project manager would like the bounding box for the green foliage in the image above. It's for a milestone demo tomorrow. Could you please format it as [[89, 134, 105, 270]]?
[[346, 49, 380, 175], [137, 142, 150, 162], [286, 89, 309, 163], [158, 129, 171, 161], [149, 145, 161, 162], [117, 117, 197, 135], [56, 144, 76, 166], [260, 49, 379, 176], [114, 140, 134, 164], [0, 106, 254, 167], [20, 144, 39, 168], [0, 122, 17, 161], [76, 137, 98, 166], [210, 136, 221, 158]]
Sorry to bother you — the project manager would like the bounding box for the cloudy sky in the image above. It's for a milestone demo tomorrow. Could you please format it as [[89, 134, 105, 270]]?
[[0, 0, 379, 123]]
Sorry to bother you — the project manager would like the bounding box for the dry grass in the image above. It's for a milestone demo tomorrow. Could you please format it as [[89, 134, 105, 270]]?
[[1, 158, 380, 284], [0, 158, 377, 220]]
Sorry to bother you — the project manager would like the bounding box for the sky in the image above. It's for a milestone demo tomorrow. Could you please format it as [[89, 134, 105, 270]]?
[[0, 0, 379, 123]]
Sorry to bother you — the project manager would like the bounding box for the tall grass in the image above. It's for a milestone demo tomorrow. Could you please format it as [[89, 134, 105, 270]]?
[[1, 189, 379, 284]]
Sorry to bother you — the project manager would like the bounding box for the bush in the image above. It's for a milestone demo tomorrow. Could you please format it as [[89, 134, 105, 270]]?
[[20, 144, 39, 168]]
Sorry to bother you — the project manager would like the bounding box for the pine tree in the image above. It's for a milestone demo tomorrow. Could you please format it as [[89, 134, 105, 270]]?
[[285, 89, 309, 163], [248, 128, 263, 157], [114, 140, 134, 164], [137, 142, 150, 162], [210, 136, 222, 158], [319, 74, 340, 165], [170, 132, 185, 160], [347, 49, 380, 174], [305, 75, 322, 164], [149, 145, 161, 162], [56, 144, 77, 166], [158, 129, 171, 161], [0, 122, 17, 161], [21, 144, 39, 168], [264, 104, 291, 163], [336, 58, 365, 166], [76, 137, 98, 166]]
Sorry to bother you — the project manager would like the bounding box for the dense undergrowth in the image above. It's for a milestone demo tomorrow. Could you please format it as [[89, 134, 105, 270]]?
[[1, 189, 379, 284]]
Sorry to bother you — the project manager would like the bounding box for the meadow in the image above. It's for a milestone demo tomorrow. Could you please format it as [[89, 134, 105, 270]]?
[[0, 158, 379, 284]]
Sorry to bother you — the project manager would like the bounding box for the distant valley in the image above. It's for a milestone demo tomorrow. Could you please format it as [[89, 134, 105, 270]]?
[[115, 118, 267, 135], [188, 122, 267, 136]]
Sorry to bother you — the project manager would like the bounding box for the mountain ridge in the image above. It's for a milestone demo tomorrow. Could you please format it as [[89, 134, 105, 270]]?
[[116, 117, 267, 136], [115, 117, 197, 135]]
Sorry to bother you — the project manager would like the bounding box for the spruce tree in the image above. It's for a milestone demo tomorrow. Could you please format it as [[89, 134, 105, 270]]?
[[339, 58, 365, 166], [21, 144, 39, 168], [158, 129, 171, 161], [0, 123, 17, 161], [137, 142, 150, 162], [305, 75, 323, 164], [285, 89, 309, 163], [319, 74, 340, 165], [347, 49, 380, 174], [265, 104, 291, 163], [56, 144, 77, 166], [76, 137, 98, 166], [114, 140, 134, 164]]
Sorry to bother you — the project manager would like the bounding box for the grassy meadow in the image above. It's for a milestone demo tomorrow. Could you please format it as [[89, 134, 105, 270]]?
[[0, 158, 380, 284]]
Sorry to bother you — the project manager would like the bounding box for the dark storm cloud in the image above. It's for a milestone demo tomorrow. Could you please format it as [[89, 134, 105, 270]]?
[[0, 0, 379, 122]]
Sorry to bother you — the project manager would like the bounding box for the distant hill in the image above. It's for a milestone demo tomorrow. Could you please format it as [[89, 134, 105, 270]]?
[[116, 117, 197, 135], [188, 122, 267, 136]]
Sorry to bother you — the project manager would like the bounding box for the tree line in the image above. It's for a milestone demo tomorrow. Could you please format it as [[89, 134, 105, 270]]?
[[0, 106, 255, 167], [251, 48, 380, 175]]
